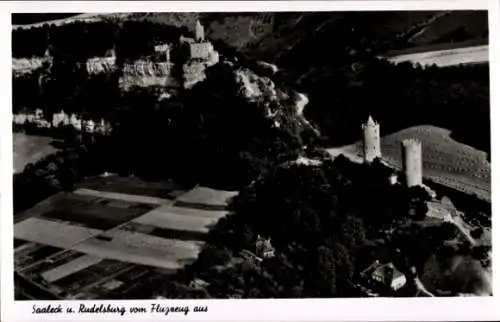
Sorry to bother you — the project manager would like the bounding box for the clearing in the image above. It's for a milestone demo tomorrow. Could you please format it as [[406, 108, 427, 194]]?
[[383, 45, 488, 67], [13, 133, 59, 174]]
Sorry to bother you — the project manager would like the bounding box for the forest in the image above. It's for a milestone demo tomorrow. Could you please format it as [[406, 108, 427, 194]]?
[[297, 58, 490, 154], [118, 156, 435, 299], [12, 13, 80, 25], [12, 20, 189, 64]]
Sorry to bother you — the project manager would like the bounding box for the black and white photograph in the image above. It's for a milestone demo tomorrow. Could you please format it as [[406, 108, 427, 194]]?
[[2, 1, 498, 320]]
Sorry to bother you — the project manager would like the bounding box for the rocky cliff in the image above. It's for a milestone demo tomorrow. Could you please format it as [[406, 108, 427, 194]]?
[[86, 57, 117, 75], [119, 60, 180, 90], [13, 109, 112, 135], [233, 65, 319, 136], [12, 57, 52, 76]]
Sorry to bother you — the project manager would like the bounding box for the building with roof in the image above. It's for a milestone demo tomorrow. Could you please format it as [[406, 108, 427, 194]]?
[[188, 42, 215, 60], [361, 261, 407, 291], [256, 235, 275, 259], [189, 278, 209, 290]]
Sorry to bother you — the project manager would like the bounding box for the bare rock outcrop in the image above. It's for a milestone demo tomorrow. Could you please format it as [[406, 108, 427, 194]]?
[[12, 57, 52, 76], [86, 57, 117, 75]]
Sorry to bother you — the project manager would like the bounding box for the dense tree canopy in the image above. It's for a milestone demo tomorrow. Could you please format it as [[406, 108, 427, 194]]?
[[122, 156, 432, 299], [12, 21, 189, 61], [298, 58, 490, 153]]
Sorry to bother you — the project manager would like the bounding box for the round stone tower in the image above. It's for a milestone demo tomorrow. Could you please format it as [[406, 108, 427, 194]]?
[[362, 115, 381, 163], [401, 138, 423, 187]]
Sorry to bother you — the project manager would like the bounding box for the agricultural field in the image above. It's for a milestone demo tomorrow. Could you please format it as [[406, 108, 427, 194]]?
[[132, 205, 228, 233], [14, 174, 239, 299], [384, 45, 489, 67], [77, 175, 187, 200], [13, 133, 59, 173], [175, 186, 239, 209], [327, 125, 491, 201]]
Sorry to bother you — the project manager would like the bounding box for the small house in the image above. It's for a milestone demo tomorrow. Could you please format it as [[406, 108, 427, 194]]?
[[189, 278, 209, 290], [362, 260, 407, 291], [256, 235, 275, 259]]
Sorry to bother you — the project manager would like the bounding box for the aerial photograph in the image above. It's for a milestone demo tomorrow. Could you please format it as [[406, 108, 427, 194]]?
[[12, 11, 491, 300]]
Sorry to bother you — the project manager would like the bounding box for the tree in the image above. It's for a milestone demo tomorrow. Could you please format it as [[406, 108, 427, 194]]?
[[471, 227, 483, 240]]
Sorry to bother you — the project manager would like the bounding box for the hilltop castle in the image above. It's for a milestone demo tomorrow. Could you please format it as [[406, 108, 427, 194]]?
[[361, 116, 423, 188], [118, 20, 219, 91], [180, 19, 217, 62]]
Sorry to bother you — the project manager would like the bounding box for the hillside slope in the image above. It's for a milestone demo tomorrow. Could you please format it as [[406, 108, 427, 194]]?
[[16, 11, 485, 63], [141, 11, 488, 64], [327, 125, 490, 201]]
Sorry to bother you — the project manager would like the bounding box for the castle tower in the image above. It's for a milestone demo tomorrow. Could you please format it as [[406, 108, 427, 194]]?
[[361, 115, 381, 163], [154, 43, 171, 62], [195, 19, 205, 42], [401, 139, 423, 187]]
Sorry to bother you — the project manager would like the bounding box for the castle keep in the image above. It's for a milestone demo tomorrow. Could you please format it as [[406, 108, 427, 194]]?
[[362, 115, 381, 163], [401, 138, 423, 187]]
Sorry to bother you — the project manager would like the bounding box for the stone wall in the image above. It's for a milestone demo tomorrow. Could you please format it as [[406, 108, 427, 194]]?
[[86, 57, 117, 75], [188, 42, 214, 60], [120, 61, 180, 90]]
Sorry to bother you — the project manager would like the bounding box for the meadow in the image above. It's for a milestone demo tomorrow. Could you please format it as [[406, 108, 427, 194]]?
[[13, 133, 59, 173], [385, 45, 488, 67]]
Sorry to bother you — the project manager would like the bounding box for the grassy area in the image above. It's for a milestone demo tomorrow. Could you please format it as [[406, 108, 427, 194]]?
[[175, 186, 238, 207], [132, 205, 226, 233], [385, 45, 488, 67], [77, 175, 186, 199], [13, 133, 59, 173], [384, 38, 488, 57], [14, 217, 102, 248]]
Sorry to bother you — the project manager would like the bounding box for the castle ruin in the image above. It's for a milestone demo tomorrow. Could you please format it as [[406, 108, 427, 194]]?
[[402, 138, 423, 187], [195, 19, 205, 42], [183, 20, 217, 62], [362, 115, 381, 163], [154, 43, 171, 62]]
